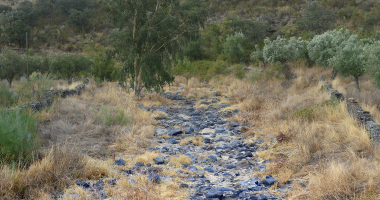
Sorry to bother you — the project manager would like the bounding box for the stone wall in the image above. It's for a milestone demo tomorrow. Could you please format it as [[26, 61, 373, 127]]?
[[8, 78, 88, 112], [321, 80, 380, 143]]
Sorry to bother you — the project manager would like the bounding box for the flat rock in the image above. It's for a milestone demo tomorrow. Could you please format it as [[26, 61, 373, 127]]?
[[114, 158, 126, 166], [171, 128, 183, 136], [153, 158, 165, 165]]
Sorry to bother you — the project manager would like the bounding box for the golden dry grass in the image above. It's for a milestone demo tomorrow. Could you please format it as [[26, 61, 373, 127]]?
[[180, 136, 204, 146], [169, 155, 192, 168]]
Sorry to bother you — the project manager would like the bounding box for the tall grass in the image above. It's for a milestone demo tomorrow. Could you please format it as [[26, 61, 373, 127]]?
[[0, 110, 40, 166], [16, 77, 54, 104]]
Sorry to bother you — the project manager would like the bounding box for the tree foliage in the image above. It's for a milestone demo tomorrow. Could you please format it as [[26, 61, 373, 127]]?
[[0, 48, 25, 86], [103, 0, 209, 96], [56, 0, 90, 15], [49, 53, 93, 78], [328, 34, 365, 89], [363, 41, 380, 88], [67, 8, 90, 31], [263, 36, 301, 64], [223, 32, 245, 63], [250, 45, 267, 70], [298, 1, 337, 33]]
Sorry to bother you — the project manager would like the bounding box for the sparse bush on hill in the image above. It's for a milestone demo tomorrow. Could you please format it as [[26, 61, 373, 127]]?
[[297, 1, 337, 34]]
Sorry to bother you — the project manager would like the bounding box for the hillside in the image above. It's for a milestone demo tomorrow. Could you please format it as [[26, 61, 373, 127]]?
[[2, 0, 380, 199]]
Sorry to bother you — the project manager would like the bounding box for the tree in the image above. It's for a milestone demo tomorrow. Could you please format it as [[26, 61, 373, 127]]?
[[36, 0, 54, 18], [0, 48, 25, 86], [0, 5, 12, 14], [67, 8, 90, 31], [14, 0, 37, 25], [223, 32, 245, 63], [363, 41, 380, 88], [49, 53, 93, 80], [5, 20, 30, 48], [263, 36, 302, 80], [84, 40, 119, 81], [250, 45, 267, 70], [103, 0, 209, 96], [173, 60, 195, 84], [307, 29, 351, 80], [328, 35, 365, 90], [297, 1, 337, 34], [56, 0, 89, 15]]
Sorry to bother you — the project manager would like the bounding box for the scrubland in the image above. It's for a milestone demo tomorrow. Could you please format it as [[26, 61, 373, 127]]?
[[2, 61, 380, 199]]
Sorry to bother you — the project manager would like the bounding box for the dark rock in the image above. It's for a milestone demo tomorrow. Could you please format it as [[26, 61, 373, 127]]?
[[180, 183, 189, 188], [147, 163, 151, 167], [219, 103, 229, 108], [213, 92, 221, 96], [135, 162, 144, 167], [203, 138, 212, 143], [160, 146, 169, 152], [153, 158, 165, 165], [250, 186, 262, 191], [230, 121, 239, 127], [171, 128, 183, 136], [205, 188, 223, 198], [115, 158, 126, 166], [167, 138, 178, 144], [148, 172, 161, 183], [298, 182, 306, 187], [197, 174, 205, 178], [75, 180, 90, 188], [226, 164, 235, 169], [108, 178, 117, 185], [262, 175, 277, 186]]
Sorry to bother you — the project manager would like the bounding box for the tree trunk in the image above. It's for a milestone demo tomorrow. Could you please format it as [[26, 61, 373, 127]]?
[[7, 77, 13, 87], [355, 76, 360, 91], [330, 69, 338, 80], [18, 40, 22, 48], [262, 61, 266, 71]]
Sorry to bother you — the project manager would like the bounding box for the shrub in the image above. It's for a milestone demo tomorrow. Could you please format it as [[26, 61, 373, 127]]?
[[0, 83, 18, 108], [223, 32, 245, 63], [0, 109, 40, 166], [16, 76, 54, 103], [234, 64, 245, 79]]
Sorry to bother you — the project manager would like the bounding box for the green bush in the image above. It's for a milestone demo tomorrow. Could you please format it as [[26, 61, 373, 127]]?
[[234, 64, 245, 79], [0, 83, 18, 108], [0, 109, 40, 166], [94, 104, 132, 127]]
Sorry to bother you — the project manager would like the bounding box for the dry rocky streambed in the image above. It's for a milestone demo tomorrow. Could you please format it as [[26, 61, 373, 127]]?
[[62, 89, 293, 200]]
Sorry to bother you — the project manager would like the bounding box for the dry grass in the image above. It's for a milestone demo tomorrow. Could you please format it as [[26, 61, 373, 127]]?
[[169, 155, 192, 168], [180, 136, 204, 146], [133, 151, 161, 166]]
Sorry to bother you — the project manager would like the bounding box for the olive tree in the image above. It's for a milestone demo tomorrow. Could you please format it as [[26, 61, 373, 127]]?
[[250, 45, 267, 70], [307, 29, 351, 80], [50, 53, 93, 81], [363, 41, 380, 88], [328, 35, 365, 90], [103, 0, 209, 96], [223, 32, 245, 63], [0, 49, 25, 86], [263, 36, 302, 79]]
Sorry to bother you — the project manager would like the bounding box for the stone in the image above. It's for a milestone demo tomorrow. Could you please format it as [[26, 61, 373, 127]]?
[[205, 167, 214, 173], [108, 178, 117, 185], [204, 138, 212, 143], [226, 164, 235, 169], [180, 183, 189, 188], [148, 172, 161, 183], [215, 127, 224, 133], [208, 155, 217, 162], [184, 126, 193, 134], [205, 188, 223, 198], [75, 180, 90, 188], [167, 138, 178, 144], [70, 193, 79, 199], [262, 175, 277, 186], [135, 162, 144, 167], [219, 103, 229, 108], [171, 128, 183, 136], [115, 158, 126, 166], [230, 121, 239, 127], [153, 158, 165, 165], [188, 166, 197, 171], [213, 92, 221, 96]]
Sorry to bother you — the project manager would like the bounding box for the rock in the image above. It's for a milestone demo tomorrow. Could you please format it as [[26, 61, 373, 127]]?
[[171, 128, 183, 136], [180, 183, 189, 188], [208, 155, 217, 162], [108, 178, 117, 185], [204, 138, 212, 143], [215, 127, 224, 133], [148, 172, 161, 183], [237, 160, 251, 168], [205, 167, 214, 173], [135, 162, 145, 167], [188, 166, 197, 171], [205, 188, 223, 198], [184, 126, 193, 134], [250, 186, 262, 191], [160, 146, 169, 152], [153, 158, 165, 165], [213, 92, 221, 96], [219, 103, 229, 108], [226, 164, 235, 169], [167, 137, 178, 144], [298, 182, 306, 187], [230, 121, 239, 127], [75, 180, 90, 188], [262, 175, 277, 186], [70, 193, 79, 199], [147, 163, 151, 167], [115, 158, 126, 166]]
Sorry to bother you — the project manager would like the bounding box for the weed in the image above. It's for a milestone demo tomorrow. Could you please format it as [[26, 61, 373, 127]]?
[[0, 83, 18, 108]]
